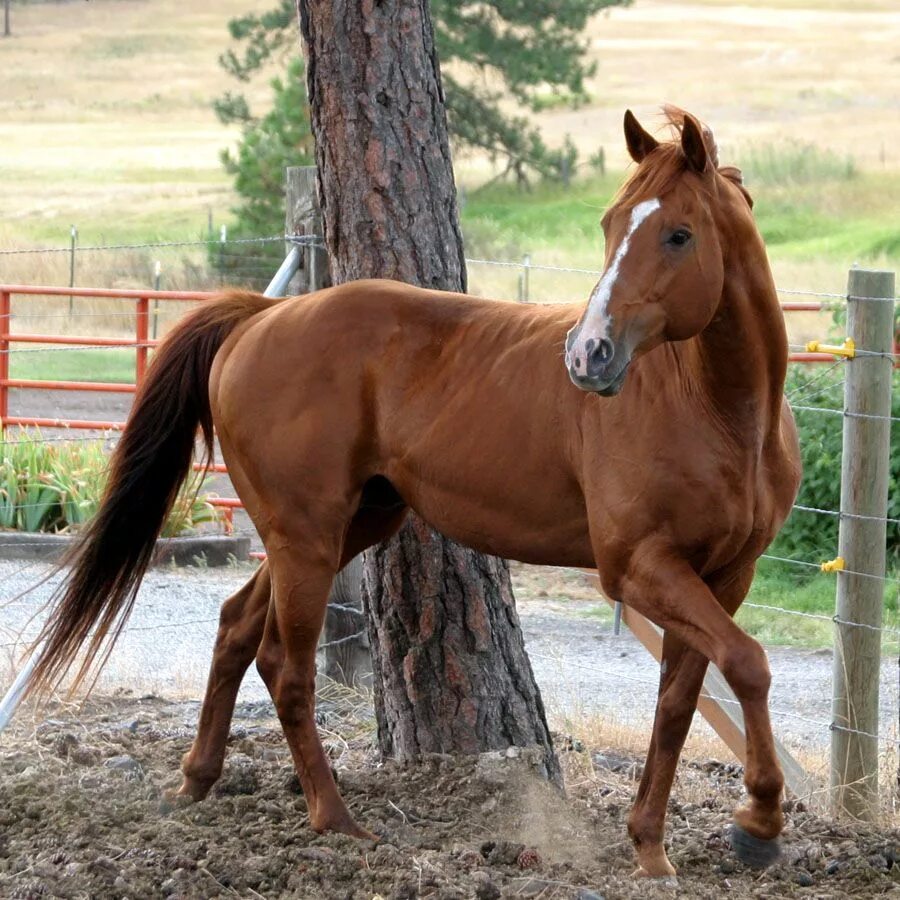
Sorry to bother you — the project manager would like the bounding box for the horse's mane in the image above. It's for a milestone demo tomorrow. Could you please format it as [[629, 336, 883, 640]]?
[[611, 106, 753, 210]]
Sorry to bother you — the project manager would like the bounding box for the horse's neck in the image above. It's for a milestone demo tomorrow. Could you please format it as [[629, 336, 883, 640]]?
[[685, 256, 788, 444]]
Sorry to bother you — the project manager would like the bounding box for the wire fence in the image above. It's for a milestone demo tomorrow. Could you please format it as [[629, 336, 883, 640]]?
[[0, 239, 898, 790]]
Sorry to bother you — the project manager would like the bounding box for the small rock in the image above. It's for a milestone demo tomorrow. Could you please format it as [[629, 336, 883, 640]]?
[[795, 871, 814, 887], [824, 859, 842, 876], [69, 746, 100, 766], [54, 732, 79, 758], [575, 891, 605, 900], [295, 847, 334, 862], [216, 755, 259, 795], [480, 840, 525, 866], [868, 853, 889, 870], [720, 859, 736, 875], [518, 879, 555, 897], [505, 746, 521, 759], [104, 754, 143, 777], [390, 881, 417, 900], [592, 750, 643, 779], [457, 849, 485, 868], [472, 871, 501, 900]]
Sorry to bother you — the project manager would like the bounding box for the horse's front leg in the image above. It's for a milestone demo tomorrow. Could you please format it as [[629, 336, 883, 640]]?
[[627, 566, 755, 878], [608, 546, 783, 869], [178, 563, 272, 799]]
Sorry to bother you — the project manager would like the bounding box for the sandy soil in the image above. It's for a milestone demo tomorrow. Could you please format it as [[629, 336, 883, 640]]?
[[2, 695, 899, 899]]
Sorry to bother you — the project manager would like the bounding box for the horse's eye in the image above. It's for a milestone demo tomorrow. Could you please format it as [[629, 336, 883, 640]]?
[[668, 229, 692, 247]]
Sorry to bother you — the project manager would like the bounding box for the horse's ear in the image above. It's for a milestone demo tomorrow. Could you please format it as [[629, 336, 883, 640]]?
[[624, 110, 659, 164], [681, 113, 709, 174]]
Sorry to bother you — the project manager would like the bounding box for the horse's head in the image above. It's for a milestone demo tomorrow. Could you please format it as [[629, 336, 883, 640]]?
[[565, 107, 753, 395]]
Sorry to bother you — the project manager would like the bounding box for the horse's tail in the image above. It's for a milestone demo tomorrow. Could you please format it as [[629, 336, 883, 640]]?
[[27, 290, 278, 698]]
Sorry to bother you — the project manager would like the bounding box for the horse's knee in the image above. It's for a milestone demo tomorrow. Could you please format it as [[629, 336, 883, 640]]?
[[255, 642, 280, 688], [720, 638, 770, 702]]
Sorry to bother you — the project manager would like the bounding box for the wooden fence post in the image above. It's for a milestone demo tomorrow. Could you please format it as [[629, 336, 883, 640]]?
[[285, 166, 328, 296], [831, 267, 895, 820]]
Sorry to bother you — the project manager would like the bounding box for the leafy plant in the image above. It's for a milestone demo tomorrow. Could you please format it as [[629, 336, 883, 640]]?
[[0, 432, 225, 537], [771, 366, 900, 569]]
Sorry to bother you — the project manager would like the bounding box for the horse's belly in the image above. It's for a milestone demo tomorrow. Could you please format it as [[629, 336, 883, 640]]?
[[389, 466, 594, 568]]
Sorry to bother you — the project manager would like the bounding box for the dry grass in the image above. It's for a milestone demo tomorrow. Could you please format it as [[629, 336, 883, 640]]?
[[550, 706, 900, 827]]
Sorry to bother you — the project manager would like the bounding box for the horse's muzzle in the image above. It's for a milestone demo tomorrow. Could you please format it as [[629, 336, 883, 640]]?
[[565, 333, 630, 395], [566, 361, 630, 396]]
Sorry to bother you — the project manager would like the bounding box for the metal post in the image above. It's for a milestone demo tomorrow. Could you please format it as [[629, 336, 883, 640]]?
[[152, 261, 161, 339], [831, 267, 895, 820], [135, 297, 150, 385], [0, 290, 9, 432], [68, 225, 77, 314], [3, 0, 10, 38], [521, 254, 531, 303], [285, 166, 328, 296], [218, 224, 227, 283]]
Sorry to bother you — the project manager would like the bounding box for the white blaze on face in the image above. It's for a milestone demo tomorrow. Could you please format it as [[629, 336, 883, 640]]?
[[573, 197, 661, 347]]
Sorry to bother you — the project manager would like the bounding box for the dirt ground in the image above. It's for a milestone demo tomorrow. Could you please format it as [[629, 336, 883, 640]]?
[[1, 695, 899, 900]]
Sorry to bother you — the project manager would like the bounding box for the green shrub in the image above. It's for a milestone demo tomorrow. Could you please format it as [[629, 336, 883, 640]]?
[[0, 433, 224, 536], [772, 365, 900, 569]]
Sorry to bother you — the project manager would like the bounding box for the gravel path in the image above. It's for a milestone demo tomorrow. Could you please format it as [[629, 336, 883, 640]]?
[[2, 559, 896, 759]]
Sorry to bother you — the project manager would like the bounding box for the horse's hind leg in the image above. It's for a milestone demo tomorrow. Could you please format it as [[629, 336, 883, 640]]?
[[177, 563, 272, 800], [257, 543, 373, 838]]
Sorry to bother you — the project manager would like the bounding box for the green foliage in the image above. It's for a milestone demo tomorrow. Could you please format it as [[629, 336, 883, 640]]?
[[215, 0, 628, 190], [221, 56, 314, 234], [736, 558, 899, 650], [770, 366, 900, 569], [0, 433, 224, 536], [214, 56, 314, 284]]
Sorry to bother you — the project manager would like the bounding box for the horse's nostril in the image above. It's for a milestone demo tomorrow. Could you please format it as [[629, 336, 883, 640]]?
[[586, 338, 614, 376]]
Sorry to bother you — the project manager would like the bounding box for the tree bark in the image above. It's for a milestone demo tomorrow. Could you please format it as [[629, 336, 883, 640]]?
[[296, 0, 560, 785]]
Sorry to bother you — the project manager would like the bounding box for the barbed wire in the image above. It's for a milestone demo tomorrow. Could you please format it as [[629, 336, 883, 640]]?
[[791, 404, 900, 425], [791, 503, 900, 527]]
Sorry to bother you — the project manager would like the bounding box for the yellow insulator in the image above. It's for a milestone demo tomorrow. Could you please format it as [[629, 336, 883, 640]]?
[[805, 338, 855, 359], [820, 556, 845, 573]]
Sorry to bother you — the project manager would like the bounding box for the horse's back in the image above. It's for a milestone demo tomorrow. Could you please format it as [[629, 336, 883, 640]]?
[[211, 279, 593, 566]]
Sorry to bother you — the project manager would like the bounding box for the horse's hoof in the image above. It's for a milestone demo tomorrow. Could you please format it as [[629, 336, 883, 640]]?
[[174, 777, 212, 802], [729, 824, 782, 869]]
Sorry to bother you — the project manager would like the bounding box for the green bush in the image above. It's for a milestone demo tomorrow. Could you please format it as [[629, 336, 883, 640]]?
[[771, 365, 900, 569], [0, 433, 224, 536]]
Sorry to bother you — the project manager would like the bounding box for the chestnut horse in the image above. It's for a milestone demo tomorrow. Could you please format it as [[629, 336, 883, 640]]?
[[28, 108, 800, 877]]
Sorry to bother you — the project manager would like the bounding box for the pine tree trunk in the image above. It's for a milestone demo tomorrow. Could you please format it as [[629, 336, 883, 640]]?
[[296, 0, 560, 784]]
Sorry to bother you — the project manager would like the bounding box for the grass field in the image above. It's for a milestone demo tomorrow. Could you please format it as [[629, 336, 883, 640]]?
[[1, 0, 898, 263]]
